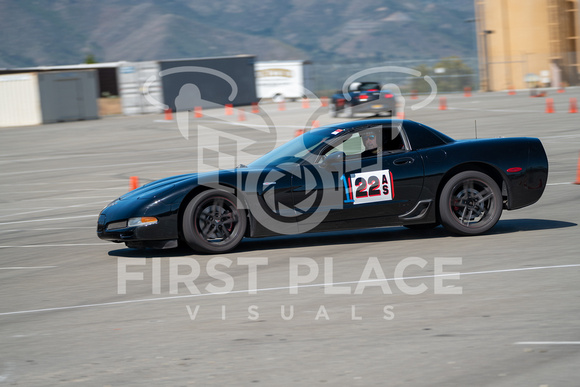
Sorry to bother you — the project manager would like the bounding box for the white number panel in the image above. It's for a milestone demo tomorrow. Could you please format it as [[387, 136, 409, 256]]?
[[343, 169, 394, 205]]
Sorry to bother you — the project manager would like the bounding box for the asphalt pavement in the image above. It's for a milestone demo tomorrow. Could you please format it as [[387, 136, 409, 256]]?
[[1, 88, 579, 386]]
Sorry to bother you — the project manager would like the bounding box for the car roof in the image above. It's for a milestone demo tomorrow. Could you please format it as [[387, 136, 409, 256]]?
[[314, 119, 455, 148]]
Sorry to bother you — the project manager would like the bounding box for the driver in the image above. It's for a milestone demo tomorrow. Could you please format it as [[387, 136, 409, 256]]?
[[361, 130, 381, 158]]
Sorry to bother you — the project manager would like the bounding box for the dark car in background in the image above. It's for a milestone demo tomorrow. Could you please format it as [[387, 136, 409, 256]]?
[[329, 82, 397, 118]]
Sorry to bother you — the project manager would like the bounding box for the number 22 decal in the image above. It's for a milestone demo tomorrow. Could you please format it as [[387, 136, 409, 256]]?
[[343, 169, 394, 204]]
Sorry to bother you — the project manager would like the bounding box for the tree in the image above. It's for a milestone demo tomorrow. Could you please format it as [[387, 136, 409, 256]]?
[[411, 64, 432, 93], [431, 56, 474, 92], [411, 57, 475, 93], [84, 53, 97, 64]]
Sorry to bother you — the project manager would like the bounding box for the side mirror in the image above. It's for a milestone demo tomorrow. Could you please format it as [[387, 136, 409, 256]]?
[[321, 151, 345, 171]]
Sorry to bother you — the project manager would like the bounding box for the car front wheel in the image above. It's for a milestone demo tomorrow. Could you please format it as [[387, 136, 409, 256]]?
[[182, 190, 246, 253], [329, 103, 338, 117], [438, 171, 502, 236], [344, 103, 354, 118]]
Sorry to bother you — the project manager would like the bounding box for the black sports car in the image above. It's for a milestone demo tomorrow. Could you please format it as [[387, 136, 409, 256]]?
[[97, 119, 548, 253], [329, 82, 397, 118]]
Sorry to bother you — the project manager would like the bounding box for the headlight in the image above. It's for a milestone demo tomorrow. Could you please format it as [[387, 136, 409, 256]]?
[[128, 217, 159, 227]]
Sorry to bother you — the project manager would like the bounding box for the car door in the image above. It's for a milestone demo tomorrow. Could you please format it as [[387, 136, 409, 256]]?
[[294, 125, 425, 232], [244, 162, 301, 236]]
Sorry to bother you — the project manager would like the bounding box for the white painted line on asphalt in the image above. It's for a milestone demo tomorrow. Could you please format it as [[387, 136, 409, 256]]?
[[424, 106, 539, 113], [0, 159, 198, 177], [0, 214, 97, 226], [4, 187, 124, 194], [547, 182, 574, 185], [0, 266, 57, 270], [515, 342, 580, 345], [0, 201, 110, 220], [0, 147, 199, 164], [0, 263, 578, 316], [35, 196, 119, 200], [154, 118, 311, 129], [0, 180, 123, 186], [0, 227, 94, 233], [0, 243, 108, 248]]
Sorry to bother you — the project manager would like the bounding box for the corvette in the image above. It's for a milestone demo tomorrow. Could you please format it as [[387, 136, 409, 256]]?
[[97, 119, 548, 253], [329, 81, 397, 118]]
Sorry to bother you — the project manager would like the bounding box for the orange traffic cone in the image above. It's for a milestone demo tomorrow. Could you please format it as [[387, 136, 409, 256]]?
[[545, 98, 555, 113], [569, 98, 578, 113], [464, 86, 472, 97], [238, 108, 246, 121], [194, 106, 203, 118], [164, 108, 173, 120], [251, 102, 259, 113], [225, 104, 234, 115], [311, 120, 320, 129], [558, 83, 565, 93], [294, 129, 305, 137], [278, 101, 286, 111], [129, 176, 139, 191], [439, 96, 447, 110], [508, 86, 516, 95], [411, 90, 418, 100], [320, 97, 329, 107], [396, 111, 405, 119], [302, 97, 310, 109]]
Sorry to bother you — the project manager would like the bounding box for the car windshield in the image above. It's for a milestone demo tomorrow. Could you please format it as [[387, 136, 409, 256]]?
[[359, 82, 381, 91], [247, 128, 336, 168]]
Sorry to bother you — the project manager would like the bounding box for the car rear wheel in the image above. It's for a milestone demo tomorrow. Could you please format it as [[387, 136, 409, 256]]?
[[182, 190, 246, 253], [329, 103, 338, 117], [344, 103, 354, 118], [438, 171, 502, 235]]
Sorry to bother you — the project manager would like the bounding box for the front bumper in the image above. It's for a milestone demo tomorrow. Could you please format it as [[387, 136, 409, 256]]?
[[353, 100, 396, 114], [97, 196, 180, 247]]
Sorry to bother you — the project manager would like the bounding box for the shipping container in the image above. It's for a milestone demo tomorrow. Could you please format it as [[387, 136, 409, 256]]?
[[0, 70, 98, 127], [37, 71, 99, 123], [160, 55, 257, 111], [117, 61, 163, 115], [0, 73, 42, 127]]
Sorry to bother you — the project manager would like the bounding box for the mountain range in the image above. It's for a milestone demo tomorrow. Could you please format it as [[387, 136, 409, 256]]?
[[0, 0, 476, 68]]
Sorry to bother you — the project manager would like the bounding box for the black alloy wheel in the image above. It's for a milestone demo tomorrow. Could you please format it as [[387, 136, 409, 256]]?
[[182, 190, 246, 253], [438, 171, 502, 235]]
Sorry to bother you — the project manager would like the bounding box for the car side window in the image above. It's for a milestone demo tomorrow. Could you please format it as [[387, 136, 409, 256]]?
[[316, 133, 364, 163], [332, 134, 364, 156], [316, 124, 407, 163]]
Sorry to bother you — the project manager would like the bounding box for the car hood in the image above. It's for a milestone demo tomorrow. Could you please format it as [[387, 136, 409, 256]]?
[[117, 168, 243, 202], [119, 173, 199, 201]]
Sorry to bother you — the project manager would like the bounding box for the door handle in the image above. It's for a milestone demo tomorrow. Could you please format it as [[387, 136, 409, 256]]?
[[393, 157, 414, 165]]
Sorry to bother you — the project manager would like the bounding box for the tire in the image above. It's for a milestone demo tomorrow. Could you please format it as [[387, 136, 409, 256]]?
[[182, 189, 247, 253], [329, 103, 338, 117], [344, 103, 354, 118], [272, 93, 284, 103], [438, 171, 502, 236]]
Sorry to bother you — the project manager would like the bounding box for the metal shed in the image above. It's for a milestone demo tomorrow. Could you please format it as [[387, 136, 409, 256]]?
[[0, 70, 99, 127], [159, 55, 257, 111]]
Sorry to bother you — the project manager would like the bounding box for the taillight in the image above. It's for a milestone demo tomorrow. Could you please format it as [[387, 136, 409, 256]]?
[[384, 93, 394, 98]]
